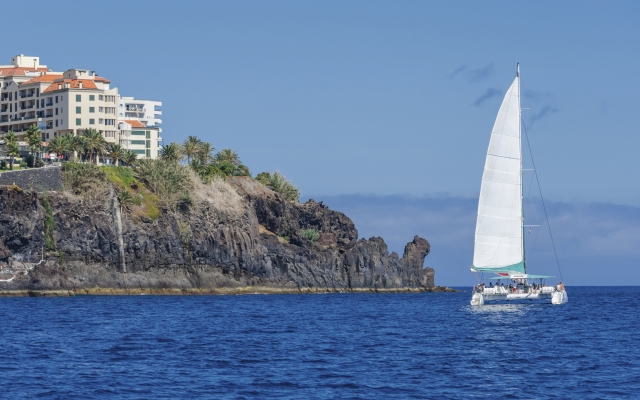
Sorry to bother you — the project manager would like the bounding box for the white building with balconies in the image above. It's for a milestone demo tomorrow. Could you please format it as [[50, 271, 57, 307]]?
[[118, 96, 162, 131]]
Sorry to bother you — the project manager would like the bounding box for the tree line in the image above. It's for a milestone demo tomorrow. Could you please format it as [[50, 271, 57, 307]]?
[[1, 127, 300, 202]]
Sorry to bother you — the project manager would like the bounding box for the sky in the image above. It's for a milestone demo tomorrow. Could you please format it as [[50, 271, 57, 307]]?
[[5, 1, 639, 285]]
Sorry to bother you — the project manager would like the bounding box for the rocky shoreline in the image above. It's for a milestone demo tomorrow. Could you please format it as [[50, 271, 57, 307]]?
[[0, 172, 450, 296]]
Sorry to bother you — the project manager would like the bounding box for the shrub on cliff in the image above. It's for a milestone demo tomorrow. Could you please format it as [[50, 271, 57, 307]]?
[[135, 159, 193, 208], [300, 228, 320, 242], [255, 171, 300, 202], [61, 163, 108, 200]]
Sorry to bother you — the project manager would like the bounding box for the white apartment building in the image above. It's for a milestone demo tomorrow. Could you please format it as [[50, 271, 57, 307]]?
[[0, 55, 163, 159], [118, 96, 162, 130], [118, 120, 161, 159]]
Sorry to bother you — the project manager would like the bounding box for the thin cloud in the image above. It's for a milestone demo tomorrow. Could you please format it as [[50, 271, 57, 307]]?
[[449, 64, 467, 78], [468, 64, 494, 82], [474, 88, 502, 106], [530, 105, 560, 125], [449, 64, 494, 82]]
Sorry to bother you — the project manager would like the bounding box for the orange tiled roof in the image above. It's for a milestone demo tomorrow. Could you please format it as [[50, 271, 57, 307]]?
[[0, 67, 48, 76], [124, 120, 146, 128], [42, 79, 98, 93], [21, 74, 63, 84], [94, 77, 111, 83]]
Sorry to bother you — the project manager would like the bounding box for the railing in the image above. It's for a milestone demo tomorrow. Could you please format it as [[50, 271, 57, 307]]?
[[474, 284, 556, 295]]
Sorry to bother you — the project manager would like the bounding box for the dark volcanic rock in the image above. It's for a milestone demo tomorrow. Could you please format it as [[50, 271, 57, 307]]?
[[0, 178, 437, 293]]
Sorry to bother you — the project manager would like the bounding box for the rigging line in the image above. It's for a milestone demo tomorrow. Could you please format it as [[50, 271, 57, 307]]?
[[521, 118, 564, 282]]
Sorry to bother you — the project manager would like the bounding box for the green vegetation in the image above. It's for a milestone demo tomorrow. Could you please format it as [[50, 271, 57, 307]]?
[[40, 194, 56, 251], [256, 171, 300, 202], [134, 159, 192, 210], [61, 163, 108, 198], [51, 134, 299, 222], [4, 131, 20, 170], [103, 165, 160, 221], [300, 228, 320, 242], [26, 125, 42, 168]]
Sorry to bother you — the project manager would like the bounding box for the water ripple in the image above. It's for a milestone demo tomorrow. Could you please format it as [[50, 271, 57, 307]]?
[[0, 287, 638, 398]]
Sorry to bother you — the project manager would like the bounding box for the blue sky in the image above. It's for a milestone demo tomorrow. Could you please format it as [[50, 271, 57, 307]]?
[[6, 1, 639, 284]]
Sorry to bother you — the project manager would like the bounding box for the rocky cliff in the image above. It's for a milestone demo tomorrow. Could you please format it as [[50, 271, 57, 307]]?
[[0, 176, 442, 296]]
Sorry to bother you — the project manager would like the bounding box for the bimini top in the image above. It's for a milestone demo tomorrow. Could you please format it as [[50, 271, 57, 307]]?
[[484, 274, 555, 280]]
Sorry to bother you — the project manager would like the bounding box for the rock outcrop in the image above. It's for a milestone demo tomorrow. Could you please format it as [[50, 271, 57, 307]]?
[[0, 178, 442, 296]]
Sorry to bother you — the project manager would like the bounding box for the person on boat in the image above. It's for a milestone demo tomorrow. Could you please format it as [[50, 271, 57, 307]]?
[[489, 282, 493, 288]]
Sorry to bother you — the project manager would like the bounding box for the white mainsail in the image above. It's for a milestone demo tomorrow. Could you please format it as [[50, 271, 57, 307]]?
[[472, 71, 524, 273]]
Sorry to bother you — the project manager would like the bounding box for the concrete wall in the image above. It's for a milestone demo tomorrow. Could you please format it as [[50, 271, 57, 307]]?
[[0, 166, 61, 192]]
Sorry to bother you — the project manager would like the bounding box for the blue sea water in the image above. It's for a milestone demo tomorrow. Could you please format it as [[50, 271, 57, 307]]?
[[0, 287, 639, 399]]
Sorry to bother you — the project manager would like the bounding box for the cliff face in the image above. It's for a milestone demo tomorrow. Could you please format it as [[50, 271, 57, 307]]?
[[0, 178, 436, 295]]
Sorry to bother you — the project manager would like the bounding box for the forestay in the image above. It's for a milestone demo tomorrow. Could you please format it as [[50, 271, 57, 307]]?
[[472, 74, 524, 273]]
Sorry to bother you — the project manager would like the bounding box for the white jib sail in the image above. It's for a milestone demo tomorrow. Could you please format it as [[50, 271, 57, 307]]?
[[472, 74, 524, 273]]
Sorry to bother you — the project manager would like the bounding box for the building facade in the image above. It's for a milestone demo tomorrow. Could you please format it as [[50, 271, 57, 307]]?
[[0, 55, 163, 160], [118, 96, 162, 130], [118, 120, 161, 160]]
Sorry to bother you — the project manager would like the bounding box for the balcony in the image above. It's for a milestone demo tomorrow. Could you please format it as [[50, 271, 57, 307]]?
[[45, 113, 53, 118]]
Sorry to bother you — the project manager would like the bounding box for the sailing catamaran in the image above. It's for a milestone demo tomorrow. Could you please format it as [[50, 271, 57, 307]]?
[[470, 64, 568, 306]]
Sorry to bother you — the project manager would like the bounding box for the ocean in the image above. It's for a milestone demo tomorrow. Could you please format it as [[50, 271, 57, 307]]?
[[1, 287, 638, 399]]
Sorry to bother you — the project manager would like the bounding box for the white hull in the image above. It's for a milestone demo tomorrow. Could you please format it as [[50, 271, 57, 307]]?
[[471, 289, 568, 306]]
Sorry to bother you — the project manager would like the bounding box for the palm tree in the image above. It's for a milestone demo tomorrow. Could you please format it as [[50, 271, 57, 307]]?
[[5, 141, 20, 170], [82, 128, 108, 164], [45, 136, 67, 161], [26, 124, 42, 167], [214, 148, 241, 166], [197, 142, 215, 164], [159, 142, 182, 163], [181, 135, 201, 164], [4, 131, 18, 145], [121, 149, 138, 166], [107, 144, 124, 166], [62, 133, 86, 161]]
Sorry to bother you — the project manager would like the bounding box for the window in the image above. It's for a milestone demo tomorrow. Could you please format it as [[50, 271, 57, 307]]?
[[99, 95, 104, 101], [56, 108, 58, 115], [131, 140, 146, 145], [146, 131, 150, 139], [76, 107, 81, 114], [99, 107, 104, 112], [89, 119, 95, 125], [146, 140, 150, 149], [146, 149, 150, 158], [55, 120, 58, 127], [105, 119, 115, 126], [76, 118, 81, 126], [132, 149, 146, 155], [76, 95, 81, 102], [104, 131, 115, 138], [89, 95, 95, 101], [55, 96, 58, 103], [99, 118, 104, 124], [89, 107, 95, 113], [132, 130, 145, 136]]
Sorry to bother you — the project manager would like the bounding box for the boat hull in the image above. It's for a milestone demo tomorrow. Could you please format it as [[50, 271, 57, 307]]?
[[470, 290, 568, 306]]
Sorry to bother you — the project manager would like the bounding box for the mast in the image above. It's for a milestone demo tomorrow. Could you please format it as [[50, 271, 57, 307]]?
[[517, 63, 526, 273]]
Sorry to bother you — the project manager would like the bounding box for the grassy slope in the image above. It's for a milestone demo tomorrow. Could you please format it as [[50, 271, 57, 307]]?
[[102, 166, 161, 221]]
